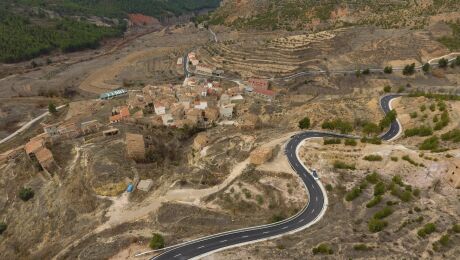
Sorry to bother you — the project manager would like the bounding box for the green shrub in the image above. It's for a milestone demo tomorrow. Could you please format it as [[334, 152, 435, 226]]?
[[403, 63, 416, 75], [334, 161, 355, 170], [344, 139, 357, 146], [256, 195, 264, 205], [390, 156, 398, 161], [353, 243, 372, 251], [359, 181, 368, 190], [402, 155, 419, 166], [298, 117, 311, 129], [312, 243, 333, 255], [0, 222, 6, 235], [361, 136, 382, 145], [345, 187, 362, 201], [453, 224, 460, 233], [418, 223, 436, 237], [325, 184, 333, 191], [366, 172, 380, 184], [422, 63, 430, 72], [416, 216, 424, 223], [419, 136, 439, 151], [434, 111, 449, 130], [373, 207, 394, 219], [437, 101, 447, 111], [366, 195, 382, 208], [390, 184, 413, 202], [409, 112, 418, 118], [149, 233, 165, 249], [439, 234, 450, 246], [429, 103, 436, 111], [420, 104, 426, 112], [363, 154, 383, 161], [384, 66, 393, 74], [404, 126, 433, 137], [441, 129, 460, 142], [383, 85, 392, 92], [18, 187, 34, 201], [271, 214, 286, 223], [362, 122, 380, 136], [48, 102, 57, 114], [242, 188, 251, 199], [397, 86, 405, 93], [368, 218, 388, 233], [362, 68, 370, 75], [438, 58, 449, 68], [374, 181, 386, 196], [324, 138, 341, 145], [322, 119, 353, 134], [392, 175, 404, 186], [379, 109, 397, 130]]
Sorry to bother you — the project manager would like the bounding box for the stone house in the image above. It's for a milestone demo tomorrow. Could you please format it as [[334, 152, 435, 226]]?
[[219, 104, 234, 119], [154, 102, 166, 115], [110, 106, 130, 123], [125, 133, 146, 161]]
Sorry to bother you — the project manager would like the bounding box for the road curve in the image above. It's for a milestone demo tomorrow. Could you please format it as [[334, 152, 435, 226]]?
[[148, 95, 402, 260], [380, 94, 403, 141]]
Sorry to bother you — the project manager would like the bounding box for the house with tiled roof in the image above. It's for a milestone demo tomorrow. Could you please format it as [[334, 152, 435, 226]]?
[[110, 106, 130, 124]]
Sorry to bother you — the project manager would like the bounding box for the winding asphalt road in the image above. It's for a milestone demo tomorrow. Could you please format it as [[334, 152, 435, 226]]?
[[149, 95, 402, 260]]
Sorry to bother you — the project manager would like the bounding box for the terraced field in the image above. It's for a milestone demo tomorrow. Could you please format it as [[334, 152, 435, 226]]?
[[198, 30, 340, 78], [198, 26, 449, 79]]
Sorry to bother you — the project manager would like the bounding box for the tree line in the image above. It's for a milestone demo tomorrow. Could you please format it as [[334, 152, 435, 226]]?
[[0, 12, 125, 63], [11, 0, 221, 19]]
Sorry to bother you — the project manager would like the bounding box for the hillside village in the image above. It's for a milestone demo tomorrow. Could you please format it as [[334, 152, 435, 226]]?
[[1, 51, 280, 188]]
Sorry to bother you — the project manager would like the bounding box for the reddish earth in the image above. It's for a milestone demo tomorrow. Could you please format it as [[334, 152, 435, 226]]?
[[128, 13, 160, 26]]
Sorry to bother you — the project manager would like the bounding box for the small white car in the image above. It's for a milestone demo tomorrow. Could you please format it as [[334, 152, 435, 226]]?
[[312, 169, 319, 180]]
